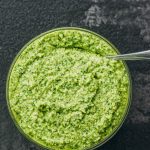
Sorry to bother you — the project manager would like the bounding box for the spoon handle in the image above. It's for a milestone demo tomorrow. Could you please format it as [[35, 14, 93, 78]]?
[[107, 50, 150, 60]]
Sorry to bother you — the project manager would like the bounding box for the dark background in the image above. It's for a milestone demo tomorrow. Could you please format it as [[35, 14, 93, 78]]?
[[0, 0, 150, 150]]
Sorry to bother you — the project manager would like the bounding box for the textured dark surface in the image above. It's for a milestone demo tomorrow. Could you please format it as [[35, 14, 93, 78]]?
[[0, 0, 150, 150]]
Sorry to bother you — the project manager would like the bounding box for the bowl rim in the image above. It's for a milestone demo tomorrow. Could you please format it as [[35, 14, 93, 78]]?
[[6, 27, 132, 150]]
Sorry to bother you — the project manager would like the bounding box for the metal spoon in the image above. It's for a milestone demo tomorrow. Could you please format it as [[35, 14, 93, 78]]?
[[106, 50, 150, 60]]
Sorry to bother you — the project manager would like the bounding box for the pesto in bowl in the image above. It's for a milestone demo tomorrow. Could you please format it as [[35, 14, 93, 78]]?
[[7, 28, 131, 150]]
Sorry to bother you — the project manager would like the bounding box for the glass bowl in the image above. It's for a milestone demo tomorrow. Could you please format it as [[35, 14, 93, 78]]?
[[6, 27, 132, 150]]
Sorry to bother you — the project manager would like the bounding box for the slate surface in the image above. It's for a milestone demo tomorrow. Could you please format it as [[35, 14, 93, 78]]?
[[0, 0, 150, 150]]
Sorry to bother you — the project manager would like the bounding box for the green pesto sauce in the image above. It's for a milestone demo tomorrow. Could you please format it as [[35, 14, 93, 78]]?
[[8, 29, 129, 150]]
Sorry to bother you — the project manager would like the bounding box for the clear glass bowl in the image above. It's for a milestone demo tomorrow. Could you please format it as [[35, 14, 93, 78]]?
[[6, 27, 132, 150]]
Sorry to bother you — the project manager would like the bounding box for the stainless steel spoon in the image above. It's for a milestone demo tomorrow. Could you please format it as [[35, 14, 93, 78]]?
[[106, 50, 150, 60]]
